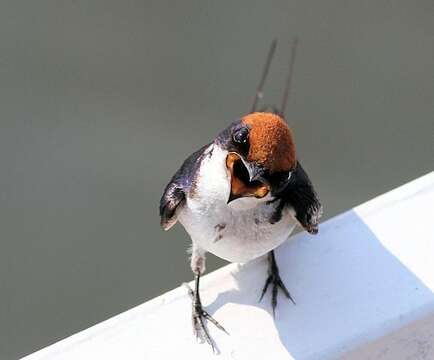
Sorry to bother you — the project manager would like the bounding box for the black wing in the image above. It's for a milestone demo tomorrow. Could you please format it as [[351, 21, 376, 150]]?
[[159, 144, 210, 230], [271, 161, 323, 234]]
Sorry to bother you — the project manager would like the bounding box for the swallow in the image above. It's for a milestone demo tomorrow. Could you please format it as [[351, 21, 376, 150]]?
[[159, 39, 322, 351]]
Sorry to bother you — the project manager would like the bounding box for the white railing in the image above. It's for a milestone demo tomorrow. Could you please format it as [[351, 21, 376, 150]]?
[[22, 172, 434, 360]]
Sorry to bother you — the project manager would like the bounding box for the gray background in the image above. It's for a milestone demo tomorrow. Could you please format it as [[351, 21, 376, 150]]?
[[0, 1, 433, 358]]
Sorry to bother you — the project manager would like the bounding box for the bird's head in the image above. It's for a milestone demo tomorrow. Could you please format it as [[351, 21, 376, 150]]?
[[217, 112, 296, 203]]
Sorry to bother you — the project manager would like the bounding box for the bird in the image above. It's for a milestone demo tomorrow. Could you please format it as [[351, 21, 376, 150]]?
[[159, 39, 322, 351]]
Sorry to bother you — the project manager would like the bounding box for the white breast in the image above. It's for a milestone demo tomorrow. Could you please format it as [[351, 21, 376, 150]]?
[[178, 144, 297, 263]]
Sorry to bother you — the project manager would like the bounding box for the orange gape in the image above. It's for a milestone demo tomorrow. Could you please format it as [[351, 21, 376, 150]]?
[[242, 112, 296, 173], [226, 153, 269, 198]]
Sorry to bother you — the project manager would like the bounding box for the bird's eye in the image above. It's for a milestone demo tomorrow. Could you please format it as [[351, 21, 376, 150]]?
[[233, 126, 249, 144]]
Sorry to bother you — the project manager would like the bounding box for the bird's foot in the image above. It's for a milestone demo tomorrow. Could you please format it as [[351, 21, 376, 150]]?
[[184, 283, 228, 353], [259, 266, 295, 316]]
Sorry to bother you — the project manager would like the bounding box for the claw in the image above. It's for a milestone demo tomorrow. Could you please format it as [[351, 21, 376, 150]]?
[[184, 281, 228, 353], [277, 277, 295, 305], [196, 311, 214, 351], [203, 310, 229, 335], [259, 275, 272, 302], [259, 251, 296, 316]]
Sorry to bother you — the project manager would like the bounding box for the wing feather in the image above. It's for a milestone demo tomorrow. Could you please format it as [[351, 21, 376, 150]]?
[[272, 161, 322, 234], [159, 144, 211, 230]]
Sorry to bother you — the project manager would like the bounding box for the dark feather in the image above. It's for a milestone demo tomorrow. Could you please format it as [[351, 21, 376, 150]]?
[[159, 144, 210, 230], [270, 161, 322, 234]]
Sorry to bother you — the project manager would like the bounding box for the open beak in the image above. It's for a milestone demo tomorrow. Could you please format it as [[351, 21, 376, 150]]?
[[226, 152, 270, 203]]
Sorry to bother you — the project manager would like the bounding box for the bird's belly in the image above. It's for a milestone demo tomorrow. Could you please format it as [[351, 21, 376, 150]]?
[[179, 200, 297, 263], [203, 220, 296, 263]]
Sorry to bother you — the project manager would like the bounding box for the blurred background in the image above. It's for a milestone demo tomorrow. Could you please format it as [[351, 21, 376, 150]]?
[[0, 0, 433, 358]]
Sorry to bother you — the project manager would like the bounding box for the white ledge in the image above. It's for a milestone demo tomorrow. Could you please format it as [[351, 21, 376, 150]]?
[[23, 172, 434, 360]]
